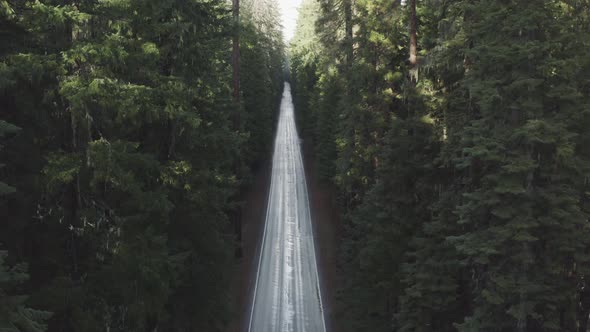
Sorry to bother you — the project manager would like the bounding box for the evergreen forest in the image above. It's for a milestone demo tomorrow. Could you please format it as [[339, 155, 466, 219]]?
[[290, 0, 590, 331], [1, 0, 283, 330], [2, 0, 590, 331]]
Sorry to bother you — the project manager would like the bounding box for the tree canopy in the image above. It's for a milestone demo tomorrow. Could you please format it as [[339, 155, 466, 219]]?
[[290, 0, 590, 330], [0, 0, 283, 330]]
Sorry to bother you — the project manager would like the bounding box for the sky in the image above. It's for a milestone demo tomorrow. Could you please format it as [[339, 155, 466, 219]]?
[[277, 0, 303, 42]]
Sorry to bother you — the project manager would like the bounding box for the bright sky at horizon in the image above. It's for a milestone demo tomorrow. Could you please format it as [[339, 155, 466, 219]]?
[[277, 0, 303, 42]]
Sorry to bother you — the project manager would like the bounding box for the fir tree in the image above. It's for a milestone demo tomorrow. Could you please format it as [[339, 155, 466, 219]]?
[[0, 251, 52, 332]]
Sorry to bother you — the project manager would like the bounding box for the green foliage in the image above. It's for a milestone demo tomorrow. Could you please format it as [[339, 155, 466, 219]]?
[[0, 120, 20, 195], [240, 0, 284, 169], [291, 0, 590, 331], [0, 0, 283, 330], [0, 251, 52, 332]]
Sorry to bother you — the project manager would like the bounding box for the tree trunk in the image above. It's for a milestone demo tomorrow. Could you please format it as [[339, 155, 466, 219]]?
[[409, 0, 417, 68], [408, 0, 417, 67], [232, 0, 240, 107], [406, 0, 418, 117], [232, 0, 243, 258], [579, 279, 590, 332], [344, 0, 353, 69]]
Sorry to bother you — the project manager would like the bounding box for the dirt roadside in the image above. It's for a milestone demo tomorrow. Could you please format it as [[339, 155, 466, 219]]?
[[226, 162, 271, 332], [302, 140, 342, 332]]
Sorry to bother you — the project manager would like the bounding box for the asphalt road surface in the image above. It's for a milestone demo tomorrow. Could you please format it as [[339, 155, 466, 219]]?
[[248, 83, 327, 332]]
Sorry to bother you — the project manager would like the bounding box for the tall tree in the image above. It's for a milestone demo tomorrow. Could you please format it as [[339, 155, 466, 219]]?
[[233, 0, 240, 105], [291, 0, 590, 331], [0, 251, 52, 332], [408, 0, 417, 69], [0, 0, 284, 330]]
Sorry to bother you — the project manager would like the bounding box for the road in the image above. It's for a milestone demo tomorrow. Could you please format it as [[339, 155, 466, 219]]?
[[248, 83, 327, 332]]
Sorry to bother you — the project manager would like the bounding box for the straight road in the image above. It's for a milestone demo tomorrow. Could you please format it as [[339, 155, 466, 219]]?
[[248, 83, 326, 332]]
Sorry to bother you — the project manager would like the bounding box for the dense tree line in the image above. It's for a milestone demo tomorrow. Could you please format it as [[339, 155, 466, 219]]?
[[0, 0, 283, 330], [290, 0, 590, 331]]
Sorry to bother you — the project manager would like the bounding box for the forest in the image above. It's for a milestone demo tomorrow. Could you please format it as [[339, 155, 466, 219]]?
[[0, 0, 283, 330], [2, 0, 590, 331], [290, 0, 590, 331]]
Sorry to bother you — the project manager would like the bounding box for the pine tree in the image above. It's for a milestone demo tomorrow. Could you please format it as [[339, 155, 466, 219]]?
[[291, 0, 590, 331], [0, 251, 52, 332], [438, 1, 590, 329], [1, 0, 283, 330]]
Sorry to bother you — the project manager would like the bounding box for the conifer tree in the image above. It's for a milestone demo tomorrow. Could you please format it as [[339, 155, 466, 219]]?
[[291, 0, 590, 331], [1, 0, 284, 330], [0, 251, 52, 332]]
